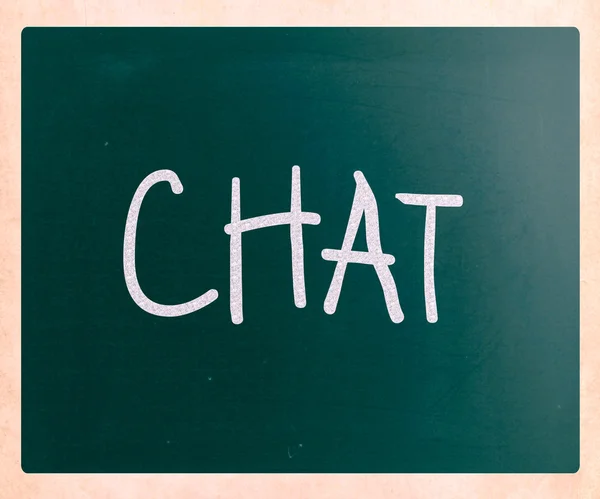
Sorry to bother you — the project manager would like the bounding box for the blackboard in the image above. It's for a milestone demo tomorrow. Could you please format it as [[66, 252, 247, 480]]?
[[22, 27, 579, 473]]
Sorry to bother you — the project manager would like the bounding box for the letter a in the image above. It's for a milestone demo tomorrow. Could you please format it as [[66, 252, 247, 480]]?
[[321, 171, 403, 323]]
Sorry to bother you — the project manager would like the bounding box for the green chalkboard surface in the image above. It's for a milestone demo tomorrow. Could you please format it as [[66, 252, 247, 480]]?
[[22, 28, 579, 473]]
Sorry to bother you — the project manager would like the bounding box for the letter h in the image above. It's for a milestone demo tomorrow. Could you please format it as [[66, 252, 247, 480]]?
[[224, 166, 321, 324]]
